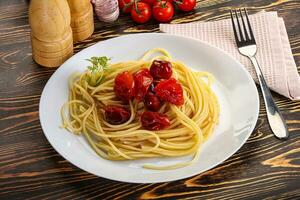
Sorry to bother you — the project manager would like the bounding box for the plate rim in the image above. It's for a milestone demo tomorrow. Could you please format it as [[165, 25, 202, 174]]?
[[39, 33, 260, 183]]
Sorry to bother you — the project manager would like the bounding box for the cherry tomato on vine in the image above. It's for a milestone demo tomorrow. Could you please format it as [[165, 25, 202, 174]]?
[[141, 0, 156, 5], [131, 2, 152, 24], [118, 0, 134, 13], [176, 0, 196, 12], [152, 1, 174, 23]]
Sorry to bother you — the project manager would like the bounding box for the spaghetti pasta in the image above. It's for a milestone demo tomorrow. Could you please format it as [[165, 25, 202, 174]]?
[[61, 48, 220, 170]]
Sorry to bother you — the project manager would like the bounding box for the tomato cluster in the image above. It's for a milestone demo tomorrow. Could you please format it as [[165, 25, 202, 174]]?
[[118, 0, 196, 23], [105, 60, 184, 130]]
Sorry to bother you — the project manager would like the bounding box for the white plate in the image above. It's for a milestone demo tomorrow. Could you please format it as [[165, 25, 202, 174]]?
[[39, 33, 259, 183]]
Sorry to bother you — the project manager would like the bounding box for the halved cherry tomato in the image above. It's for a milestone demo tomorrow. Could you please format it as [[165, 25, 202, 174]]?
[[154, 78, 184, 106], [104, 105, 131, 125], [118, 0, 134, 13], [176, 0, 196, 12], [114, 71, 135, 102], [134, 68, 153, 101], [152, 1, 174, 23], [131, 2, 151, 24], [141, 111, 170, 130]]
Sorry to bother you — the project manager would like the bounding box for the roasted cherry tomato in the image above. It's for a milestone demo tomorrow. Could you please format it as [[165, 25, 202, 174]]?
[[154, 78, 184, 106], [104, 105, 131, 125], [114, 71, 135, 102], [134, 68, 153, 101], [118, 0, 134, 13], [131, 2, 151, 24], [150, 60, 173, 79], [176, 0, 196, 12], [141, 111, 170, 130], [152, 1, 174, 22], [144, 91, 162, 111]]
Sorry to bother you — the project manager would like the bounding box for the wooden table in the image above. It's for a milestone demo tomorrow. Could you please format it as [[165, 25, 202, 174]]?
[[1, 0, 299, 199]]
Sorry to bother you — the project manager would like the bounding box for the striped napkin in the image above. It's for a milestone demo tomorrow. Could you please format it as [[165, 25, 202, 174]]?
[[160, 11, 300, 100]]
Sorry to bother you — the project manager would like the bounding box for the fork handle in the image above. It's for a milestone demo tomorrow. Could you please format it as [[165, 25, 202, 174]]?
[[249, 56, 289, 139]]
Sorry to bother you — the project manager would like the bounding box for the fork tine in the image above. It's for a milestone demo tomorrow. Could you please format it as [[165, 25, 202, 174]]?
[[244, 8, 255, 41], [234, 9, 244, 41], [239, 9, 250, 41], [230, 10, 240, 42]]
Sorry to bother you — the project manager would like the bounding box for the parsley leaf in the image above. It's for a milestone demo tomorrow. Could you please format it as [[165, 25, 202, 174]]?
[[85, 56, 111, 86]]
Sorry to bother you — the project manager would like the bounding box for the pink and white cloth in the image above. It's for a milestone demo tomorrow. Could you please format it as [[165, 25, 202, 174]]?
[[160, 11, 300, 100]]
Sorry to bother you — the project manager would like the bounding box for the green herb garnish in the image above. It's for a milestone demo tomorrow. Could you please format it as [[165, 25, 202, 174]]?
[[85, 56, 110, 86]]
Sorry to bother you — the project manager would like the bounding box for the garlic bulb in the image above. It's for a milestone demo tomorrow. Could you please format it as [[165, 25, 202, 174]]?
[[91, 0, 119, 23]]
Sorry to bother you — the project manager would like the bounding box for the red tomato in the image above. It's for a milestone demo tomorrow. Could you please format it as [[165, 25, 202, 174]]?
[[141, 111, 170, 130], [150, 60, 173, 79], [141, 0, 156, 5], [152, 1, 174, 22], [144, 91, 162, 111], [155, 0, 173, 3], [118, 0, 133, 13], [131, 2, 151, 24], [114, 71, 135, 102], [154, 78, 184, 106], [134, 68, 153, 101], [104, 105, 131, 125], [177, 0, 196, 12]]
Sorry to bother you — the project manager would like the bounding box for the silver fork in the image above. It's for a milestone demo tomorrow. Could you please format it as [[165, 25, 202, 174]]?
[[230, 8, 289, 139]]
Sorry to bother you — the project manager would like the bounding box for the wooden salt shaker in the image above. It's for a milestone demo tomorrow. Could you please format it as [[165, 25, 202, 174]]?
[[29, 0, 74, 67], [67, 0, 94, 43]]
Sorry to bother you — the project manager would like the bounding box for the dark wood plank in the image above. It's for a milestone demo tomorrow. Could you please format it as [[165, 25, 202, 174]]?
[[0, 0, 299, 199]]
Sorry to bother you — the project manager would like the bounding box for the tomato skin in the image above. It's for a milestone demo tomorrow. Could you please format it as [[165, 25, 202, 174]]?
[[104, 105, 131, 125], [114, 71, 135, 102], [141, 111, 170, 130], [141, 0, 156, 5], [150, 60, 173, 79], [177, 0, 196, 12], [131, 2, 151, 24], [154, 78, 184, 106], [118, 0, 133, 13], [155, 0, 173, 3], [134, 68, 153, 101], [152, 1, 174, 23], [144, 91, 162, 111]]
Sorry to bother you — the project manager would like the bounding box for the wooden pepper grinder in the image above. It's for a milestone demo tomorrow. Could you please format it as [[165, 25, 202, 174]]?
[[67, 0, 94, 43], [29, 0, 74, 67]]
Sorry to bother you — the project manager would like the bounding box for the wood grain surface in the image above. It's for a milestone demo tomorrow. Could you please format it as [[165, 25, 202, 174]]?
[[0, 0, 300, 199]]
